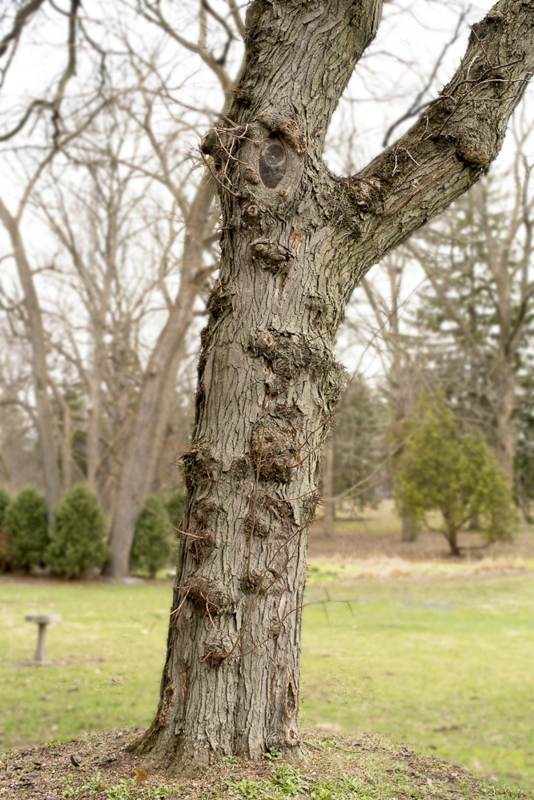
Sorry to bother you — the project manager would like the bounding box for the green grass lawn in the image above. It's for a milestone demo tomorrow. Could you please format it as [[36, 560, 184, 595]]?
[[1, 570, 534, 790], [0, 582, 171, 747], [301, 570, 534, 788]]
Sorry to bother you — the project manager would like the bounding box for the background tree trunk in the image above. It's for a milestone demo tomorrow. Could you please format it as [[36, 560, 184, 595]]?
[[0, 200, 61, 522], [107, 174, 215, 577], [322, 438, 335, 537], [401, 515, 417, 543]]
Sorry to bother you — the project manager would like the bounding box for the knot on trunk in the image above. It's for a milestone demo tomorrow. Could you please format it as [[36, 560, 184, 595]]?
[[240, 202, 263, 229], [456, 131, 492, 167], [251, 240, 293, 274], [233, 86, 255, 107], [242, 570, 269, 594], [302, 489, 321, 520], [243, 495, 298, 541], [207, 281, 232, 319], [201, 646, 230, 669], [230, 456, 254, 483], [306, 293, 335, 330], [285, 727, 300, 747], [244, 166, 261, 184], [188, 502, 218, 564], [348, 176, 383, 209], [192, 502, 217, 531], [258, 111, 307, 154], [202, 632, 235, 668], [470, 9, 506, 43], [316, 361, 349, 418], [180, 578, 229, 618], [200, 124, 249, 162], [243, 508, 271, 538], [181, 446, 220, 492], [189, 531, 216, 566], [250, 416, 300, 484], [248, 330, 335, 395]]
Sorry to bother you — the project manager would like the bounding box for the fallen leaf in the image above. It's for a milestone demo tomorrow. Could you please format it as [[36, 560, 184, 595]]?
[[135, 768, 148, 784]]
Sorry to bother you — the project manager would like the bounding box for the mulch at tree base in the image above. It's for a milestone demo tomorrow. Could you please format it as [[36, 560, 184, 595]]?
[[0, 726, 529, 799]]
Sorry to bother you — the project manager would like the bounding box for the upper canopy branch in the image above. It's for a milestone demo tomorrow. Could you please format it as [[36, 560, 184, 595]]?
[[238, 0, 383, 159], [337, 0, 534, 278], [0, 0, 47, 60]]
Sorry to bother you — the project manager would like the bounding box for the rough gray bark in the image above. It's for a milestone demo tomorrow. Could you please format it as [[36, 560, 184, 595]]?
[[137, 0, 534, 774]]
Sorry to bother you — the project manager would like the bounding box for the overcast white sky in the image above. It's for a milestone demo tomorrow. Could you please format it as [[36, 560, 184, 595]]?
[[1, 0, 532, 384]]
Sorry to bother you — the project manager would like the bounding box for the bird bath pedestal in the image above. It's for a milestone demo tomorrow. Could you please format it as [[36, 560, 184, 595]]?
[[25, 614, 61, 666]]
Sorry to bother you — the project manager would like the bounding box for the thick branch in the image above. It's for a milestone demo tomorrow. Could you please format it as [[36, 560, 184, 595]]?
[[339, 1, 534, 280], [0, 0, 47, 59]]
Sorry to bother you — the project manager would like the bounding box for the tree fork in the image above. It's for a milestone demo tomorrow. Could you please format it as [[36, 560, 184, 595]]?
[[135, 0, 534, 774]]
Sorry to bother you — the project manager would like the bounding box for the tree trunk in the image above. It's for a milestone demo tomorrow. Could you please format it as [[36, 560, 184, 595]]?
[[107, 317, 188, 576], [474, 181, 518, 481], [136, 0, 534, 774], [494, 356, 516, 478], [444, 526, 461, 557], [362, 258, 419, 542], [322, 438, 335, 537], [401, 514, 417, 542], [0, 200, 61, 523], [86, 319, 106, 493], [107, 174, 215, 578], [49, 377, 73, 493]]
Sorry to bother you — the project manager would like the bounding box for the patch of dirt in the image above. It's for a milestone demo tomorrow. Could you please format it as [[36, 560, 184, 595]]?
[[0, 726, 529, 799], [308, 522, 534, 564]]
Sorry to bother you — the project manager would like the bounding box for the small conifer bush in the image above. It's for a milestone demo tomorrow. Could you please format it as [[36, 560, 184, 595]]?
[[130, 494, 172, 577], [395, 395, 520, 555], [4, 487, 50, 571], [46, 484, 111, 578]]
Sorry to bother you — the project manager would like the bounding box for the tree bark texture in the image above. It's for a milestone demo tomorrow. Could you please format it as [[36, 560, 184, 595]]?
[[138, 0, 534, 773]]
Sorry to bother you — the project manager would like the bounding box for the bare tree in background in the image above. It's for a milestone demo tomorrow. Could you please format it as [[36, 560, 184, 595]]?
[[346, 254, 424, 539], [0, 0, 489, 565], [0, 1, 232, 542], [408, 126, 534, 482]]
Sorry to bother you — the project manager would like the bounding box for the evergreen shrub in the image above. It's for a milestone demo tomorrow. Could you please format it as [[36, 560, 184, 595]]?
[[4, 487, 50, 571], [395, 395, 520, 555], [0, 486, 11, 569], [46, 484, 110, 578], [130, 494, 172, 577], [0, 487, 10, 525]]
